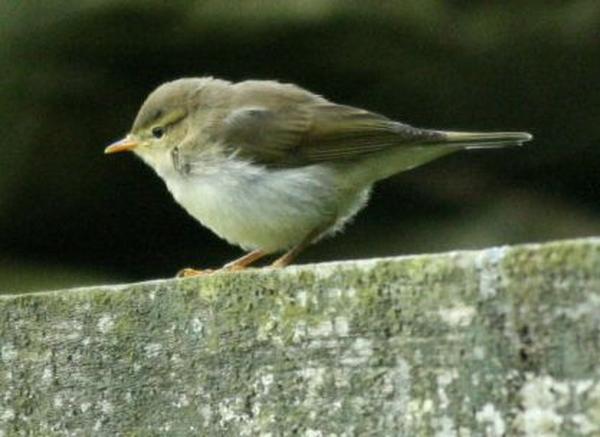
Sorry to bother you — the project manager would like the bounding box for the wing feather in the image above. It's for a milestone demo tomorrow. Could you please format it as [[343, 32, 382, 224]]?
[[215, 80, 529, 167], [221, 100, 443, 166]]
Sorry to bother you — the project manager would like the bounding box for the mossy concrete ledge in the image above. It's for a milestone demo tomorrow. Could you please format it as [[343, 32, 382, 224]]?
[[2, 238, 600, 435]]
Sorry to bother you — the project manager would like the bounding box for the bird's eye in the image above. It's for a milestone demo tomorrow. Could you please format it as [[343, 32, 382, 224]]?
[[151, 126, 165, 139]]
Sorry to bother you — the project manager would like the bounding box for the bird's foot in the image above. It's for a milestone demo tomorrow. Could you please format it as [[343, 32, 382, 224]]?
[[176, 264, 249, 278], [176, 267, 215, 278], [222, 263, 249, 272], [176, 248, 271, 277], [270, 258, 288, 269]]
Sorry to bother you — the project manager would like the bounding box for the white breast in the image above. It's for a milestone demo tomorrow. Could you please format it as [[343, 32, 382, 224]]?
[[162, 158, 370, 253]]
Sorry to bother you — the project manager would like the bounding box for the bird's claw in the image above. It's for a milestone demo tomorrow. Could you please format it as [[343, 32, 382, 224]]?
[[176, 264, 251, 278], [176, 267, 215, 278]]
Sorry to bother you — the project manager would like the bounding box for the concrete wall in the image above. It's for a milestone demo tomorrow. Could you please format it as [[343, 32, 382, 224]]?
[[1, 238, 599, 435]]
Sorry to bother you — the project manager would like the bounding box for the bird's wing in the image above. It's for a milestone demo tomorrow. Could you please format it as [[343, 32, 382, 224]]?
[[216, 81, 530, 167], [220, 101, 445, 167]]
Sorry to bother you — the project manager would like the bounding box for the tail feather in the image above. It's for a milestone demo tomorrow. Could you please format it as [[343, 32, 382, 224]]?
[[438, 131, 533, 149], [351, 128, 532, 185]]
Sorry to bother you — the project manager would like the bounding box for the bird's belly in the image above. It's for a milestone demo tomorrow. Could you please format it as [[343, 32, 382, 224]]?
[[165, 162, 366, 253]]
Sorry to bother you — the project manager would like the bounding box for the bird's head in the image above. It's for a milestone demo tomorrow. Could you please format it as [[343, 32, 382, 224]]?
[[104, 78, 209, 171]]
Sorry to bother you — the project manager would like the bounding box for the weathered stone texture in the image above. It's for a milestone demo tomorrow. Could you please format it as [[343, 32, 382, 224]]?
[[1, 238, 599, 436]]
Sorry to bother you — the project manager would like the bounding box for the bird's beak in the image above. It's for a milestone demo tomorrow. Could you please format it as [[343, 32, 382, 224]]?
[[104, 136, 139, 154]]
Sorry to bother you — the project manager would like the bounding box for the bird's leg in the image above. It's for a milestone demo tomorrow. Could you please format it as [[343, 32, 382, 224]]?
[[177, 249, 267, 278], [271, 224, 330, 269], [222, 249, 267, 271], [179, 222, 332, 276]]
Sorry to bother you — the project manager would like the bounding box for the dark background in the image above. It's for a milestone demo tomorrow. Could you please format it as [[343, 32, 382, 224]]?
[[1, 0, 598, 293]]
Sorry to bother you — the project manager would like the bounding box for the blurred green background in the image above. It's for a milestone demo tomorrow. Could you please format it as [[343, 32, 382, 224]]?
[[1, 0, 599, 293]]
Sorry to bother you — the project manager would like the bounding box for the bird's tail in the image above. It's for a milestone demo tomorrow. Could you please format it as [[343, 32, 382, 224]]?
[[347, 127, 532, 186], [437, 130, 533, 149]]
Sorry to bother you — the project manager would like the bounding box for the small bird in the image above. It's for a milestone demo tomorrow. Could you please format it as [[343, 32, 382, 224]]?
[[105, 77, 531, 276]]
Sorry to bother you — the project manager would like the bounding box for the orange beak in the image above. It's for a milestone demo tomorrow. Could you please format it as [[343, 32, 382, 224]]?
[[104, 137, 139, 154]]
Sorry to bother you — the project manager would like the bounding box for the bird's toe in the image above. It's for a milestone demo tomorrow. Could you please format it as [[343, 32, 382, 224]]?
[[176, 267, 214, 278]]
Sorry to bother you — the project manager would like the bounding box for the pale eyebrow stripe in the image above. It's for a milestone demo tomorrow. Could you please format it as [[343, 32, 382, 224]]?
[[148, 108, 187, 129]]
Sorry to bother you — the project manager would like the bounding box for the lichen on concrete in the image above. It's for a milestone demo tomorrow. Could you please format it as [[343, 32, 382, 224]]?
[[1, 238, 599, 435]]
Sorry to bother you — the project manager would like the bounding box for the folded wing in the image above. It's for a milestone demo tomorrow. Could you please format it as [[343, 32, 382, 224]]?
[[219, 86, 531, 167]]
